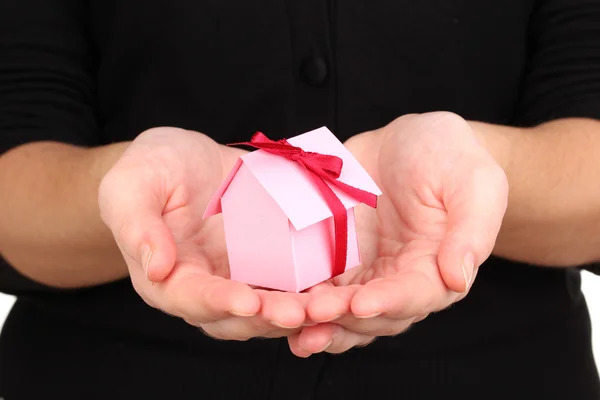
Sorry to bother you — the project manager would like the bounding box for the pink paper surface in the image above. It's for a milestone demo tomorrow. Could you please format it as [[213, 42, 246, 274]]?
[[203, 126, 380, 291], [241, 126, 382, 230], [292, 209, 360, 292], [221, 164, 297, 292]]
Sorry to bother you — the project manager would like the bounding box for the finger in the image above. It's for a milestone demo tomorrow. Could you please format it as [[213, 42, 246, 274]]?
[[288, 323, 375, 356], [305, 282, 359, 323], [350, 262, 458, 319], [257, 290, 309, 329], [325, 330, 376, 354], [122, 212, 177, 282], [153, 266, 261, 323], [195, 317, 302, 341], [190, 290, 309, 342], [438, 163, 508, 292], [99, 166, 177, 282], [333, 314, 414, 337], [288, 333, 313, 358]]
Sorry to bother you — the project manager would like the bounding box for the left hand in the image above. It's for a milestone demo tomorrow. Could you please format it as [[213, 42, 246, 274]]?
[[288, 112, 509, 357]]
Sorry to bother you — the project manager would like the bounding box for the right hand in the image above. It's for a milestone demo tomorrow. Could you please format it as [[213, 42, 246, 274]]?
[[98, 127, 308, 340]]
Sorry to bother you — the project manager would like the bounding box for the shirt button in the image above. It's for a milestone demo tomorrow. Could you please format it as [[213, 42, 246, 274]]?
[[300, 56, 328, 86]]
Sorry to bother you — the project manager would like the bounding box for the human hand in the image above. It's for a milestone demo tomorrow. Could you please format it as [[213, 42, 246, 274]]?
[[288, 112, 509, 356], [99, 127, 308, 340]]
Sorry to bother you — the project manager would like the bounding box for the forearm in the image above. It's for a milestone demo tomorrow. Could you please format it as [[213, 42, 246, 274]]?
[[0, 141, 131, 288], [471, 118, 600, 266]]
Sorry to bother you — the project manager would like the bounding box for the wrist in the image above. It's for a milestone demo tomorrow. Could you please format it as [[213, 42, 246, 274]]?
[[468, 120, 525, 174], [1, 142, 131, 288]]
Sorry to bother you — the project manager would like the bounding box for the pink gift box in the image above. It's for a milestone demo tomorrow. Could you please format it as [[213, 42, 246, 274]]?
[[203, 127, 381, 292]]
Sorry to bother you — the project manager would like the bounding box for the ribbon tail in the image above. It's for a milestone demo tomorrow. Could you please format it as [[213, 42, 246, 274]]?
[[308, 173, 348, 278]]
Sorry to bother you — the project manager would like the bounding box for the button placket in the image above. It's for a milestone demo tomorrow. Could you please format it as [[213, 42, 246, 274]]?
[[283, 0, 336, 134], [300, 56, 329, 87]]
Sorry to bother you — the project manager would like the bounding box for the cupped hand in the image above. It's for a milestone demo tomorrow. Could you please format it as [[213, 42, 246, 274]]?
[[99, 127, 308, 340], [289, 112, 509, 356]]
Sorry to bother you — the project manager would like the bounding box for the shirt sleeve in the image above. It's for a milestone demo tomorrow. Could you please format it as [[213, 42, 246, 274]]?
[[514, 0, 600, 126], [512, 0, 600, 274], [0, 0, 101, 295]]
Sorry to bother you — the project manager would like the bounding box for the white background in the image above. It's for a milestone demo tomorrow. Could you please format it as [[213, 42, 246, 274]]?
[[1, 273, 599, 369]]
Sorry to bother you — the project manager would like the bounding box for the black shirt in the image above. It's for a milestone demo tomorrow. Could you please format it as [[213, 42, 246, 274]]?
[[2, 0, 600, 399]]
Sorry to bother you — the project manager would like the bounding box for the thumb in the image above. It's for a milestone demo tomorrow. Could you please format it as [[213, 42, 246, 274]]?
[[437, 164, 508, 292], [99, 167, 177, 283]]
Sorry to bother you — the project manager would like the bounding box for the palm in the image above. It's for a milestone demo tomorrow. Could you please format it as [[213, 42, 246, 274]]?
[[160, 180, 229, 280], [160, 211, 229, 285], [103, 127, 312, 339], [337, 147, 449, 293], [114, 128, 245, 286], [334, 113, 506, 294], [352, 195, 447, 283], [290, 113, 508, 357]]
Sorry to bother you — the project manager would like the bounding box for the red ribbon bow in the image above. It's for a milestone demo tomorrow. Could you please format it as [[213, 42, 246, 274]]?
[[231, 132, 377, 278]]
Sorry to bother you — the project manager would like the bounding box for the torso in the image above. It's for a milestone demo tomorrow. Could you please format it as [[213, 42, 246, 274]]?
[[2, 1, 599, 398]]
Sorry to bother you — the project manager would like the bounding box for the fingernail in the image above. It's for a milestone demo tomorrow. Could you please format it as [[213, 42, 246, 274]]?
[[316, 339, 334, 353], [355, 311, 381, 319], [313, 314, 341, 323], [230, 310, 257, 317], [271, 321, 300, 329], [462, 253, 475, 290], [302, 321, 318, 327], [141, 244, 153, 280]]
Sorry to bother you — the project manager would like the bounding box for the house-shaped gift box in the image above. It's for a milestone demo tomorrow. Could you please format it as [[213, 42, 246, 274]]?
[[203, 127, 381, 292]]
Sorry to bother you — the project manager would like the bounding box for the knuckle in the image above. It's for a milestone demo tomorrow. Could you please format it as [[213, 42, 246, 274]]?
[[137, 127, 168, 139], [389, 113, 420, 128], [425, 111, 470, 133], [136, 126, 186, 144], [430, 111, 464, 124]]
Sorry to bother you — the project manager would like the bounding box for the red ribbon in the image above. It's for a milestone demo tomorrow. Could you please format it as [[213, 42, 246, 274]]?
[[230, 132, 377, 278]]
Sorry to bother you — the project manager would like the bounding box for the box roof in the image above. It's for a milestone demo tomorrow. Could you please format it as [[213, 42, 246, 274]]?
[[203, 126, 382, 230]]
